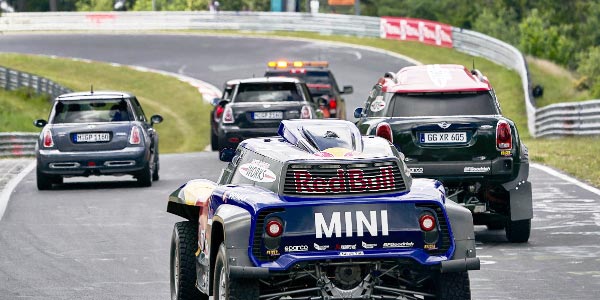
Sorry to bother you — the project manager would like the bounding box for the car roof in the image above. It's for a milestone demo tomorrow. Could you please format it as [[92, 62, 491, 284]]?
[[56, 91, 134, 100], [238, 77, 303, 84], [384, 64, 491, 93]]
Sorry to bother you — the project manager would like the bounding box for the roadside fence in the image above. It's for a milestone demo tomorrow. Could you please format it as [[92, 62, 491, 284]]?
[[0, 66, 72, 100], [0, 133, 37, 157]]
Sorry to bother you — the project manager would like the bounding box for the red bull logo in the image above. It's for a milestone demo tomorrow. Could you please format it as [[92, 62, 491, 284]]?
[[293, 166, 395, 193]]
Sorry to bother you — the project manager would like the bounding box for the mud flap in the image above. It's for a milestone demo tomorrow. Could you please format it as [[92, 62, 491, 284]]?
[[509, 181, 532, 221]]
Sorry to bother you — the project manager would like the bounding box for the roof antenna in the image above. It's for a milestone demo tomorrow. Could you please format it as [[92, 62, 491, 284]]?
[[472, 58, 476, 71], [90, 84, 94, 94]]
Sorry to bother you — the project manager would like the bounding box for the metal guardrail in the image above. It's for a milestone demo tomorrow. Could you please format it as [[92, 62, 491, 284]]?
[[535, 100, 600, 136], [0, 11, 599, 137], [0, 66, 72, 99], [0, 132, 37, 157]]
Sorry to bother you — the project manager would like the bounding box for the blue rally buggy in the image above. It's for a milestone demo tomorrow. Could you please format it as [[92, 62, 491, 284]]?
[[167, 120, 480, 300]]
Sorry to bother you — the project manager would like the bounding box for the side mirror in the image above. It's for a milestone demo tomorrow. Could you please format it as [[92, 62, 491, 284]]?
[[212, 98, 221, 106], [34, 119, 47, 128], [150, 114, 164, 125], [353, 107, 363, 119], [219, 148, 236, 162], [342, 85, 353, 94]]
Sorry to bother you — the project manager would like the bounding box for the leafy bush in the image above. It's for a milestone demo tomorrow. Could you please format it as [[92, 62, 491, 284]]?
[[518, 9, 575, 66], [577, 46, 600, 97]]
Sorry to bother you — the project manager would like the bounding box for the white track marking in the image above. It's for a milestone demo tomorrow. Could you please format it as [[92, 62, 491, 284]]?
[[0, 161, 35, 220], [531, 163, 600, 196]]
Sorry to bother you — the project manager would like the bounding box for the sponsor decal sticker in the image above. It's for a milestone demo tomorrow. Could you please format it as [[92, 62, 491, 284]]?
[[424, 244, 438, 250], [315, 210, 389, 238], [239, 159, 277, 183], [427, 64, 452, 87], [339, 251, 365, 256], [295, 167, 396, 193], [370, 96, 386, 112], [500, 150, 512, 157], [266, 249, 280, 256], [284, 245, 309, 252], [464, 166, 491, 173], [314, 243, 329, 251], [383, 242, 414, 248], [336, 244, 357, 250], [361, 241, 377, 249], [409, 167, 423, 174]]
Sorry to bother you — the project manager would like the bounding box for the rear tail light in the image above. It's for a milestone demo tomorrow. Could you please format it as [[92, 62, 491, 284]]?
[[215, 106, 224, 119], [222, 105, 234, 124], [301, 105, 312, 119], [419, 214, 436, 231], [129, 126, 141, 145], [266, 220, 283, 237], [42, 129, 54, 148], [496, 120, 512, 149], [376, 122, 393, 144]]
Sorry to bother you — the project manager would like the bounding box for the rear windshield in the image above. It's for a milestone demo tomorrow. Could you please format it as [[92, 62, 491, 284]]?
[[52, 99, 131, 123], [386, 92, 498, 117], [233, 82, 303, 103], [265, 70, 334, 95]]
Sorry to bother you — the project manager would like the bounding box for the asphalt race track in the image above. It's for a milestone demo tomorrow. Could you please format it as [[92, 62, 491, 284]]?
[[1, 34, 599, 299]]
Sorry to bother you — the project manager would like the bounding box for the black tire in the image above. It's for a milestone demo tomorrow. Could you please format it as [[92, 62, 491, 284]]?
[[213, 243, 259, 300], [170, 221, 206, 300], [152, 153, 160, 182], [505, 219, 531, 243], [36, 168, 54, 190], [436, 271, 471, 300], [137, 160, 152, 187], [211, 131, 219, 151]]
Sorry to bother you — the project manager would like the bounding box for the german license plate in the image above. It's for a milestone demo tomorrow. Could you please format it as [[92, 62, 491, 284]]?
[[253, 111, 283, 120], [75, 133, 110, 143], [420, 132, 467, 144]]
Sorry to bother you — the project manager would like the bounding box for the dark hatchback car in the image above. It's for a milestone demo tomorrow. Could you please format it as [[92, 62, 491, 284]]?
[[211, 77, 323, 153], [264, 60, 353, 119], [355, 65, 532, 243], [34, 91, 163, 190]]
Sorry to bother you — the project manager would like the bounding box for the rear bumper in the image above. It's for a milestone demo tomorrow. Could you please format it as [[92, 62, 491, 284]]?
[[218, 126, 279, 149], [37, 146, 148, 176], [406, 157, 514, 179]]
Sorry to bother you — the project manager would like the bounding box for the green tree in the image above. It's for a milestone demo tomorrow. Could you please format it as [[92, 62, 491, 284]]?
[[577, 46, 600, 97], [518, 9, 575, 66], [473, 6, 519, 46]]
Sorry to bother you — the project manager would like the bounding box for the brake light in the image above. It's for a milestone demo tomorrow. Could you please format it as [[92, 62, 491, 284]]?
[[375, 122, 393, 144], [222, 105, 234, 124], [215, 106, 224, 119], [42, 129, 54, 148], [129, 126, 141, 145], [328, 97, 337, 109], [301, 105, 312, 119], [496, 120, 512, 149], [290, 69, 306, 74], [266, 220, 283, 237], [419, 215, 436, 231]]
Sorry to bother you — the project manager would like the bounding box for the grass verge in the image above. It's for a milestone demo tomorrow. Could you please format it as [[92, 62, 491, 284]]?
[[0, 53, 211, 153], [0, 89, 52, 132]]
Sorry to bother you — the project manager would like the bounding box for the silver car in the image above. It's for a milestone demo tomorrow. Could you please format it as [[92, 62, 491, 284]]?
[[34, 91, 163, 190]]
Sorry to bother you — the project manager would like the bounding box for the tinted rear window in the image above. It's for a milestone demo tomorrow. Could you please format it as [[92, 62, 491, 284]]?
[[234, 83, 302, 103], [388, 92, 498, 117], [52, 99, 131, 123]]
